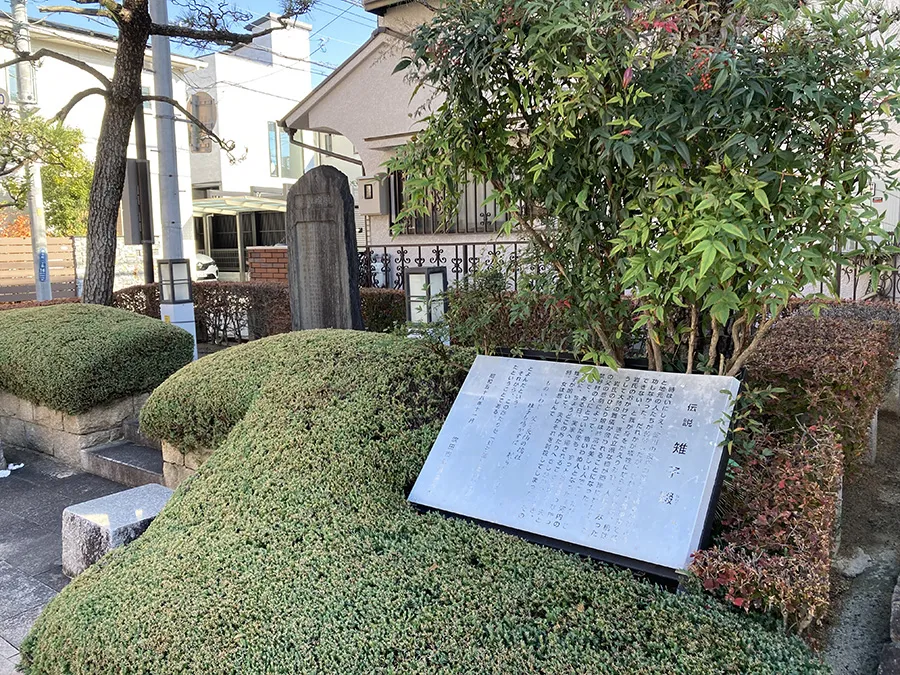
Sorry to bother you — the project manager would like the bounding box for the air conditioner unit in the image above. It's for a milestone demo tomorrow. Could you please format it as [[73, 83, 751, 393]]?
[[357, 176, 389, 216]]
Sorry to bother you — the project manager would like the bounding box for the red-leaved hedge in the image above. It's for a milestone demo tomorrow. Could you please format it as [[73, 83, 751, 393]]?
[[691, 427, 843, 634], [0, 297, 80, 312], [747, 314, 896, 468]]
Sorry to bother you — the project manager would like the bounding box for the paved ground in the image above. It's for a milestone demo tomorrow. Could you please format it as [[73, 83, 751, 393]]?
[[0, 446, 122, 673]]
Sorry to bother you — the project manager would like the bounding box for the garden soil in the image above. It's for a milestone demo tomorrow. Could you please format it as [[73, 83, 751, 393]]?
[[824, 410, 900, 674]]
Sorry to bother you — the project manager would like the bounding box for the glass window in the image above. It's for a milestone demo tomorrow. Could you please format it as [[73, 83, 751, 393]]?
[[280, 125, 291, 175], [141, 85, 150, 110], [268, 121, 278, 177]]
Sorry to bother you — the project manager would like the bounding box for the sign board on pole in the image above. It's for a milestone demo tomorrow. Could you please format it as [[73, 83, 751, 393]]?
[[38, 248, 48, 283], [408, 356, 740, 580]]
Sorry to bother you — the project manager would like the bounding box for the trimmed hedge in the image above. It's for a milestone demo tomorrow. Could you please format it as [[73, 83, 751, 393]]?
[[113, 282, 292, 343], [691, 427, 843, 634], [114, 282, 406, 340], [747, 314, 896, 467], [22, 331, 825, 674], [359, 287, 405, 332], [0, 304, 193, 414]]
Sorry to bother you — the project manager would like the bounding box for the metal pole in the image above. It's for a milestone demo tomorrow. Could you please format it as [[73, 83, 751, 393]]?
[[133, 101, 154, 284], [150, 0, 183, 259], [11, 0, 51, 300]]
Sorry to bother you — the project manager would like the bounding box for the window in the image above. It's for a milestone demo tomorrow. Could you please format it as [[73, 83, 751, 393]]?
[[189, 92, 216, 153], [6, 64, 36, 104], [268, 122, 302, 179], [388, 172, 508, 235], [141, 85, 150, 110]]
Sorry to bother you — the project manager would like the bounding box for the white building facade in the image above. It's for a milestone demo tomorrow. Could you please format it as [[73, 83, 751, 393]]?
[[0, 18, 203, 289]]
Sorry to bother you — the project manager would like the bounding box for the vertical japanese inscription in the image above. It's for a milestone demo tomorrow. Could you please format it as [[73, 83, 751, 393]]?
[[409, 356, 740, 573]]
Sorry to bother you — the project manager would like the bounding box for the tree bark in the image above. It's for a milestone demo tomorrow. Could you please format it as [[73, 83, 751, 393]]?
[[81, 0, 151, 305]]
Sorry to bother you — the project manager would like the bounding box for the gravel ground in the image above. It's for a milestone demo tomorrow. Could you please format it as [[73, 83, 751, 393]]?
[[824, 411, 900, 675]]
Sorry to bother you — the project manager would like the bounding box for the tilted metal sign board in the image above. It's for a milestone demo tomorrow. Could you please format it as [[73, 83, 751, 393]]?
[[408, 355, 740, 579]]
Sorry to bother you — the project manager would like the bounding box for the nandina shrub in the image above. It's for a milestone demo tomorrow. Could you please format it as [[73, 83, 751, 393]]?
[[746, 314, 896, 467], [691, 427, 842, 635]]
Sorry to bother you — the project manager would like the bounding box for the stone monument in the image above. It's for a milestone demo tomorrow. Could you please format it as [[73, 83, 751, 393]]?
[[409, 355, 740, 579], [286, 165, 363, 331]]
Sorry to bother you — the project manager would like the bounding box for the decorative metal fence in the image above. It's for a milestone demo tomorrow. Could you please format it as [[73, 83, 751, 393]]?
[[357, 242, 900, 304], [358, 241, 536, 291]]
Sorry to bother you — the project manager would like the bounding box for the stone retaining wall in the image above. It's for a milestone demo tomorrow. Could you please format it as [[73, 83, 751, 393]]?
[[0, 391, 148, 466], [161, 441, 214, 488]]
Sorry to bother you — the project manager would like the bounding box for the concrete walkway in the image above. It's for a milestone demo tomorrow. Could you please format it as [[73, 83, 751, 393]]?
[[0, 446, 122, 673]]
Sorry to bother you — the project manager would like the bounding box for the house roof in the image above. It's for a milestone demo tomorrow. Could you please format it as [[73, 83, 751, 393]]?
[[363, 0, 414, 16], [281, 26, 408, 133], [0, 17, 207, 71]]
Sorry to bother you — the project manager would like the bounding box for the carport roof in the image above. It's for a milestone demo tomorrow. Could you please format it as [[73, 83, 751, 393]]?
[[192, 195, 286, 217]]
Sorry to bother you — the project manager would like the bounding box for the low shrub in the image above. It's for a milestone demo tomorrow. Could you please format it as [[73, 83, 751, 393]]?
[[113, 282, 292, 343], [359, 287, 405, 332], [747, 314, 896, 467], [691, 427, 843, 634], [21, 331, 825, 674], [0, 303, 193, 414], [115, 283, 407, 340], [445, 269, 576, 353]]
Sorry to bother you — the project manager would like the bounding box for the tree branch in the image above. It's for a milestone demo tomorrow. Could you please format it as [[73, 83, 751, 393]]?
[[54, 87, 107, 123], [0, 48, 111, 89], [39, 5, 116, 20], [150, 19, 290, 46], [141, 94, 235, 155]]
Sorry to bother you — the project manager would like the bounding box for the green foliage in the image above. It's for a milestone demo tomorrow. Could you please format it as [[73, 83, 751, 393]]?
[[0, 303, 193, 414], [691, 427, 843, 634], [747, 313, 897, 467], [359, 287, 406, 332], [391, 0, 900, 375], [22, 331, 826, 674], [444, 266, 576, 354], [1, 122, 92, 236]]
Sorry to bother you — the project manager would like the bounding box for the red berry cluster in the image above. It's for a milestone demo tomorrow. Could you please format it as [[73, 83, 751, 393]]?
[[496, 5, 521, 26], [688, 47, 715, 92]]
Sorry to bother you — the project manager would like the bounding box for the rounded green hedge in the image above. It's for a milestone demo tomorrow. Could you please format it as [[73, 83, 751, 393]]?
[[0, 303, 194, 414], [22, 331, 826, 674]]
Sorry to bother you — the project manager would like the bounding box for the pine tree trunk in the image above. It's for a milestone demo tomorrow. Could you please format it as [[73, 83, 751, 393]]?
[[81, 3, 151, 305]]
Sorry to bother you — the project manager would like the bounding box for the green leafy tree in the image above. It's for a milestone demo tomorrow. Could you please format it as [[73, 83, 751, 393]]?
[[390, 0, 900, 374], [2, 122, 93, 236]]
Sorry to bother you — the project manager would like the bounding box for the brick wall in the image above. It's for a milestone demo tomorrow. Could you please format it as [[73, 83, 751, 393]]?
[[247, 246, 288, 283]]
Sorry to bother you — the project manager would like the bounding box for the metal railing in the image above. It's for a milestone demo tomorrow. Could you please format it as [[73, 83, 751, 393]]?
[[357, 241, 535, 291]]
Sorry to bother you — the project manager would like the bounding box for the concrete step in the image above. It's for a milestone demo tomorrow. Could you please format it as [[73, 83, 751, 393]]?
[[82, 441, 164, 488]]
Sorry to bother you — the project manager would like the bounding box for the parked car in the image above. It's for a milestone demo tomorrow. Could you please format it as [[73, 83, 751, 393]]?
[[194, 254, 219, 281]]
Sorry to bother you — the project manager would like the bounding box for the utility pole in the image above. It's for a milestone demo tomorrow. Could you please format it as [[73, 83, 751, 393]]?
[[133, 101, 154, 284], [150, 0, 197, 359], [150, 0, 182, 259], [11, 0, 51, 300]]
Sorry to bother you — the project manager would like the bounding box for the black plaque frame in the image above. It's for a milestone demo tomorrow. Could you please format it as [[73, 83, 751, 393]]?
[[410, 353, 742, 583]]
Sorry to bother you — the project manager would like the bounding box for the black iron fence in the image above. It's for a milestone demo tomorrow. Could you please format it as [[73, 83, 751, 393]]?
[[357, 242, 900, 303], [358, 241, 535, 291]]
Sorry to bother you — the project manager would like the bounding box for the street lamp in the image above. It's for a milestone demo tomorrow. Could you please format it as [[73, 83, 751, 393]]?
[[404, 266, 448, 323], [158, 258, 197, 359]]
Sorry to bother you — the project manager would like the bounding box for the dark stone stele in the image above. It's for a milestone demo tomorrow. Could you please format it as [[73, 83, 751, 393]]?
[[286, 165, 363, 331]]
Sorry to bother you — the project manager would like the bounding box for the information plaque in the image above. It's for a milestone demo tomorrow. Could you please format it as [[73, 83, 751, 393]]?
[[408, 355, 740, 578]]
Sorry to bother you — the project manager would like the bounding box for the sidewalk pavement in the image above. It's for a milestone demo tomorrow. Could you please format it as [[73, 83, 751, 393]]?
[[0, 446, 123, 673]]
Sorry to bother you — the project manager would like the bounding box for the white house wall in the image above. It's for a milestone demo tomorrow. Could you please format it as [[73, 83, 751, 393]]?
[[0, 31, 198, 266], [185, 26, 313, 194]]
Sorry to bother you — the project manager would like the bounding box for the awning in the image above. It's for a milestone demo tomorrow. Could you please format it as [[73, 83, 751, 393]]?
[[192, 195, 286, 217]]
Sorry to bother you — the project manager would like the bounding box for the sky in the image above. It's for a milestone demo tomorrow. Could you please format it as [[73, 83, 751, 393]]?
[[29, 0, 378, 87]]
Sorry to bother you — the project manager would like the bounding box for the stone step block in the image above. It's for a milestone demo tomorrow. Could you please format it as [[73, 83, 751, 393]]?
[[82, 442, 163, 488], [62, 483, 173, 578]]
